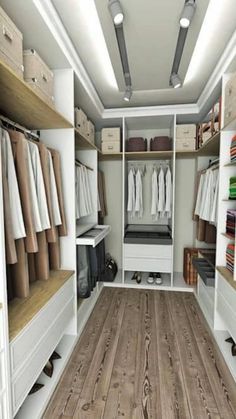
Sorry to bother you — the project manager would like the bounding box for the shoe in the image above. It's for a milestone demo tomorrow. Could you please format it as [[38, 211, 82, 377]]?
[[29, 383, 44, 395], [154, 272, 162, 285], [43, 360, 54, 378], [232, 344, 236, 357], [147, 273, 154, 284], [225, 337, 235, 344], [136, 272, 142, 284], [50, 351, 61, 361], [131, 271, 138, 281]]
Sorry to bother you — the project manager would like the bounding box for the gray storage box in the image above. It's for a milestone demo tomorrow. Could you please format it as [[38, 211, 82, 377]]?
[[0, 5, 24, 78]]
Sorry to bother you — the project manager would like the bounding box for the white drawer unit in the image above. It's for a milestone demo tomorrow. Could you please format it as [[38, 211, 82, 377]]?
[[176, 124, 196, 139], [217, 291, 236, 343], [218, 276, 236, 310], [101, 127, 120, 142], [124, 243, 172, 259], [124, 244, 172, 273], [10, 277, 74, 375], [12, 297, 74, 415], [197, 276, 215, 327], [124, 257, 172, 273]]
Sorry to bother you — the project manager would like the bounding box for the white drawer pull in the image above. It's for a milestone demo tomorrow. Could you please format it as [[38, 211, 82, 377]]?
[[3, 26, 13, 42], [108, 146, 113, 150]]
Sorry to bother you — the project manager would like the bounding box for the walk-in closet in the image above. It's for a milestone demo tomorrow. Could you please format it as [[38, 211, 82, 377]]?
[[0, 0, 236, 418]]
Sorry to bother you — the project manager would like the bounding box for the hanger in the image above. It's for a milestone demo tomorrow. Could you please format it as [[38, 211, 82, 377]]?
[[75, 158, 93, 171], [0, 115, 40, 141]]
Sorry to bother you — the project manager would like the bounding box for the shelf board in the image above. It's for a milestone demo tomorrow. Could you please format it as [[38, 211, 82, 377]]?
[[99, 152, 123, 160], [125, 150, 173, 160], [0, 59, 72, 129], [222, 117, 236, 131], [8, 270, 74, 341], [75, 129, 99, 151], [214, 330, 236, 381], [221, 232, 235, 240], [216, 266, 236, 291], [224, 161, 236, 167], [197, 131, 220, 156]]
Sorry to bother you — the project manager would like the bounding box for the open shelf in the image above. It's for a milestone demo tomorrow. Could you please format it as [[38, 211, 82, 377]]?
[[197, 131, 220, 155], [15, 334, 76, 419], [216, 266, 236, 291], [224, 161, 236, 167], [99, 151, 123, 160], [221, 232, 235, 240], [75, 129, 99, 151], [0, 59, 72, 129], [123, 271, 171, 290], [214, 330, 236, 381], [125, 150, 173, 160], [76, 225, 111, 247], [8, 270, 74, 341]]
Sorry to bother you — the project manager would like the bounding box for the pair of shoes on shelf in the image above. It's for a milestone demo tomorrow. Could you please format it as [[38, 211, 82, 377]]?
[[131, 271, 142, 284], [43, 351, 62, 378], [225, 337, 236, 356], [147, 272, 163, 285]]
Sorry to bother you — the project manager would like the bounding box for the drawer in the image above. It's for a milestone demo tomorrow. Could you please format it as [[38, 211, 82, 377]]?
[[12, 297, 74, 415], [217, 291, 236, 343], [23, 49, 54, 98], [217, 275, 236, 312], [101, 127, 120, 142], [176, 124, 196, 139], [176, 137, 196, 151], [198, 276, 214, 320], [124, 243, 172, 259], [0, 5, 23, 78], [101, 141, 120, 153], [124, 257, 172, 273], [10, 277, 74, 375]]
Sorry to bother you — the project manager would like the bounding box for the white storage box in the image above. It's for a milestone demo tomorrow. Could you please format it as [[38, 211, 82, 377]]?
[[101, 141, 120, 153], [101, 127, 120, 142], [176, 138, 196, 151], [0, 5, 24, 78], [23, 49, 54, 99], [27, 79, 55, 108], [86, 120, 95, 144], [75, 107, 87, 136], [176, 124, 196, 139], [224, 73, 236, 127]]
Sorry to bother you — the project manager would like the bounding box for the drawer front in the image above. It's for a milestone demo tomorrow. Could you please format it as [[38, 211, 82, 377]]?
[[101, 141, 120, 153], [124, 243, 172, 259], [10, 278, 74, 375], [12, 297, 74, 415], [198, 277, 214, 319], [101, 127, 120, 142], [217, 291, 236, 343], [176, 138, 196, 151], [217, 276, 236, 313], [23, 49, 54, 97], [176, 124, 196, 139], [0, 6, 23, 75], [124, 257, 172, 273]]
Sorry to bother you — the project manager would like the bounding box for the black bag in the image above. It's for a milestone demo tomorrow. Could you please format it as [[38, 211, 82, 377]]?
[[102, 253, 118, 282]]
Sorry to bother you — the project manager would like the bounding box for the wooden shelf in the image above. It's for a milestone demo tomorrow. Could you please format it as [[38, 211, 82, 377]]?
[[99, 152, 123, 160], [216, 266, 236, 291], [0, 59, 72, 129], [224, 161, 236, 167], [8, 270, 74, 341], [125, 150, 173, 160], [221, 232, 235, 240], [75, 129, 99, 151], [197, 131, 220, 155]]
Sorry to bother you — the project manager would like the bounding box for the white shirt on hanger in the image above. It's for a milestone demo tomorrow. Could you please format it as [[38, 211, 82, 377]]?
[[26, 142, 43, 232], [127, 168, 135, 217], [1, 129, 26, 239], [158, 167, 165, 217], [135, 169, 143, 218], [165, 166, 172, 218], [48, 150, 62, 226], [151, 168, 158, 219]]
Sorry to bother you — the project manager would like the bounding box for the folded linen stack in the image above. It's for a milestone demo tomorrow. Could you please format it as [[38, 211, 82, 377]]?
[[229, 177, 236, 199], [230, 135, 236, 162], [226, 243, 235, 273], [226, 210, 236, 237]]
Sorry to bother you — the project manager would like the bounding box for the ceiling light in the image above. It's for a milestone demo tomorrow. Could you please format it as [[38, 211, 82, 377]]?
[[180, 0, 196, 28], [170, 73, 182, 88], [108, 0, 124, 26], [124, 86, 132, 101]]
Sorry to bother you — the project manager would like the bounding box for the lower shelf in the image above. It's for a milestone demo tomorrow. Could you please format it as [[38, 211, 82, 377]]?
[[15, 334, 76, 419], [214, 330, 236, 381]]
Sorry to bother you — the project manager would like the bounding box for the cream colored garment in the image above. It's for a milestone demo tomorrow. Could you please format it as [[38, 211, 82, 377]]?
[[48, 150, 62, 226], [151, 169, 158, 220], [26, 142, 42, 232], [135, 169, 143, 218], [195, 173, 205, 216], [28, 141, 50, 230], [127, 168, 135, 217], [210, 169, 219, 225], [157, 167, 165, 217], [165, 167, 172, 218], [1, 129, 26, 239]]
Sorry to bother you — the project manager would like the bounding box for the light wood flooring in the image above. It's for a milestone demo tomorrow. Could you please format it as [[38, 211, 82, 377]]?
[[44, 288, 236, 419]]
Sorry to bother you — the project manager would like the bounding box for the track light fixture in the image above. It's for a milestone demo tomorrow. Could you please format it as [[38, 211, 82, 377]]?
[[180, 0, 196, 28], [124, 86, 132, 102], [170, 73, 182, 89], [108, 0, 124, 26]]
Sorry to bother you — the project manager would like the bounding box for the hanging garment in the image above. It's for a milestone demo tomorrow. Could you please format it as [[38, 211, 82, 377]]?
[[34, 231, 49, 280], [26, 142, 43, 232], [75, 166, 81, 219], [127, 168, 135, 217], [151, 168, 158, 220], [2, 173, 17, 264], [135, 169, 143, 218], [77, 245, 91, 299], [210, 169, 219, 225], [83, 166, 93, 215], [1, 129, 26, 242], [28, 141, 50, 230], [47, 150, 62, 227], [98, 170, 107, 218], [49, 149, 67, 236], [165, 166, 172, 218], [157, 167, 165, 217], [201, 170, 214, 221], [8, 129, 38, 253], [77, 166, 88, 218], [195, 173, 205, 217], [10, 238, 30, 298]]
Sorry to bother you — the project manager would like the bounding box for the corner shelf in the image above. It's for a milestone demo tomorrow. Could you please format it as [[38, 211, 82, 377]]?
[[0, 59, 72, 129], [8, 270, 74, 341], [216, 266, 236, 291], [75, 129, 99, 151]]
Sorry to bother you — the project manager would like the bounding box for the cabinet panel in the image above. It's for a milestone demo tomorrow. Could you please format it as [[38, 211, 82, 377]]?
[[217, 291, 236, 342], [124, 243, 172, 259], [124, 257, 172, 272]]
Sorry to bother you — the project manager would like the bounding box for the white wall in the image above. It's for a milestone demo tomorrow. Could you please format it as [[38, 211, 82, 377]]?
[[99, 160, 122, 268], [174, 158, 196, 272]]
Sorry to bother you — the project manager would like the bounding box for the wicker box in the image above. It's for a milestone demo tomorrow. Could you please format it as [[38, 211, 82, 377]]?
[[86, 120, 95, 144], [101, 141, 120, 153], [176, 124, 196, 139], [176, 138, 196, 151], [0, 5, 24, 78], [27, 79, 55, 108], [75, 108, 87, 136], [23, 49, 54, 102], [101, 127, 120, 142]]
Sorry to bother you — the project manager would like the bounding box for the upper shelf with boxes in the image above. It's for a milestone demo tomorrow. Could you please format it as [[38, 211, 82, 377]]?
[[0, 5, 71, 129], [74, 107, 97, 151]]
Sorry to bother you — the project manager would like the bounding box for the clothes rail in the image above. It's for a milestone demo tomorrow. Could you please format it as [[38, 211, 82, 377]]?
[[0, 115, 40, 140], [75, 158, 93, 171]]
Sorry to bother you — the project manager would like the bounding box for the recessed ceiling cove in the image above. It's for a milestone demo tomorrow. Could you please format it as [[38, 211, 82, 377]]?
[[95, 0, 210, 91]]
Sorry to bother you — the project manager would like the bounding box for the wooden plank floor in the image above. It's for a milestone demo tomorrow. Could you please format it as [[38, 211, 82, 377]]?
[[44, 289, 236, 419]]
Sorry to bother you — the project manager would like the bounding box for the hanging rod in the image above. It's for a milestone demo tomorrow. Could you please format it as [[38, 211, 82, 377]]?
[[75, 158, 93, 171], [0, 115, 40, 140]]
